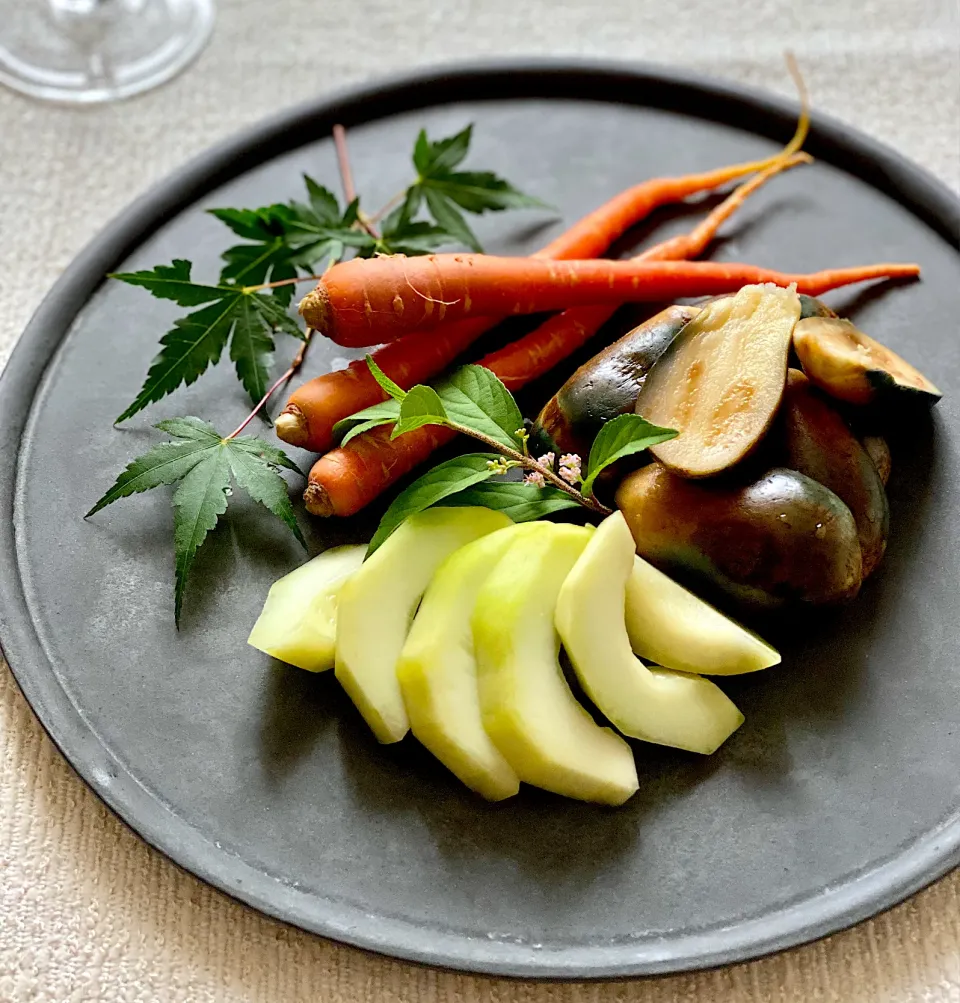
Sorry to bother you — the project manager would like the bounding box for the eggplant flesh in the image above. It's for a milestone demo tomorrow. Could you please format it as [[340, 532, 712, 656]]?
[[793, 316, 942, 406], [634, 284, 801, 479], [533, 305, 700, 457]]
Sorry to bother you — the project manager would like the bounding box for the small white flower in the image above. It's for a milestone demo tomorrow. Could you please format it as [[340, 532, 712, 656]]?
[[558, 453, 582, 485], [535, 452, 556, 471], [524, 470, 546, 488]]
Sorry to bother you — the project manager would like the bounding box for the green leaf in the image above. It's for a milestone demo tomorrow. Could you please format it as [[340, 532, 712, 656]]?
[[85, 437, 218, 517], [116, 295, 240, 423], [400, 185, 423, 224], [302, 177, 342, 224], [421, 187, 482, 252], [408, 124, 549, 253], [427, 171, 550, 213], [434, 365, 524, 449], [581, 414, 679, 497], [172, 447, 232, 626], [116, 285, 304, 421], [253, 292, 304, 339], [366, 356, 407, 401], [413, 124, 473, 175], [219, 241, 297, 303], [287, 187, 375, 268], [412, 128, 432, 176], [210, 205, 301, 305], [391, 385, 449, 438], [334, 399, 402, 445], [439, 481, 582, 522], [229, 294, 275, 406], [208, 204, 294, 241], [154, 416, 222, 442], [227, 447, 306, 550], [111, 260, 226, 307], [230, 435, 304, 475], [377, 206, 456, 255], [88, 422, 306, 625], [367, 453, 500, 555]]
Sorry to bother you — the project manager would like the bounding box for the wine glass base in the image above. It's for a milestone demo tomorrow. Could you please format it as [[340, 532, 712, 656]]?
[[0, 0, 215, 104]]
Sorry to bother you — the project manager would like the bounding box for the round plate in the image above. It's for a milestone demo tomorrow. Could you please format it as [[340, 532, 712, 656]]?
[[1, 60, 958, 980]]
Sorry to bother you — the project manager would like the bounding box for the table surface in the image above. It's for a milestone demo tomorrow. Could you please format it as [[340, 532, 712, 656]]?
[[1, 1, 958, 1000]]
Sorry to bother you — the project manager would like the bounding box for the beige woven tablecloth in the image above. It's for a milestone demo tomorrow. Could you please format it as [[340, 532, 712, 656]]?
[[2, 1, 959, 1000]]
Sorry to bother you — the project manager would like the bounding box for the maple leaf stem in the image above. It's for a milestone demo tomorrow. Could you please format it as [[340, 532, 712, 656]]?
[[225, 327, 317, 440], [243, 273, 323, 293], [332, 123, 357, 202], [369, 190, 405, 223], [332, 122, 380, 241]]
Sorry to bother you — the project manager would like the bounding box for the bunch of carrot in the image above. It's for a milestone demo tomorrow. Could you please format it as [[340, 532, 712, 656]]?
[[275, 114, 920, 519]]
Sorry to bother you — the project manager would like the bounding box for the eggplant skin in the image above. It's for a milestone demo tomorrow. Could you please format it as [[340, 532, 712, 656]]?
[[798, 295, 837, 320], [778, 370, 889, 578], [793, 316, 942, 406], [533, 305, 700, 457], [615, 463, 863, 609], [861, 435, 892, 487]]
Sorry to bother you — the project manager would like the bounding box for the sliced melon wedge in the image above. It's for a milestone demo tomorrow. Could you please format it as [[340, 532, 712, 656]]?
[[556, 512, 744, 754], [335, 506, 512, 744], [624, 553, 780, 676], [397, 525, 542, 801], [247, 545, 366, 672], [472, 524, 639, 806]]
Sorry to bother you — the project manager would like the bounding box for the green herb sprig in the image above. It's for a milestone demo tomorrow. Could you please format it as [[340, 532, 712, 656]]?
[[338, 359, 677, 555]]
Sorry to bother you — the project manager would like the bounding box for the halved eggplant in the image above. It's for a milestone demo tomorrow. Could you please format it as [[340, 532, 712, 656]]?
[[778, 369, 889, 578], [862, 435, 892, 487], [614, 462, 863, 608], [533, 304, 701, 457], [633, 284, 801, 478], [793, 316, 942, 406]]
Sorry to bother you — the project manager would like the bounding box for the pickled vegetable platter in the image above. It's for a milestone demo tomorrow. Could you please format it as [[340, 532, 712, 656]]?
[[3, 62, 958, 977]]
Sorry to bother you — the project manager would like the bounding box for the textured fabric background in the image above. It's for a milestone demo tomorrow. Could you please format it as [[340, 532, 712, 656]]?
[[1, 1, 958, 1000]]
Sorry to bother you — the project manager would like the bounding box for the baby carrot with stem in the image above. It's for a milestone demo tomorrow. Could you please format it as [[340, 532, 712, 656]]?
[[276, 112, 811, 450], [299, 254, 918, 348]]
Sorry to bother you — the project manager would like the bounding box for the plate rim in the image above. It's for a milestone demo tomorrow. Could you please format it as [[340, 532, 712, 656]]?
[[1, 57, 959, 980]]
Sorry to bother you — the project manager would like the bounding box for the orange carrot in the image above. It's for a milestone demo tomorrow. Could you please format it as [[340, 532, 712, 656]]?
[[493, 154, 813, 388], [299, 254, 919, 347], [306, 423, 456, 518], [272, 318, 491, 449], [278, 165, 803, 451], [279, 153, 812, 449], [278, 125, 814, 450], [275, 316, 494, 449], [281, 63, 812, 449]]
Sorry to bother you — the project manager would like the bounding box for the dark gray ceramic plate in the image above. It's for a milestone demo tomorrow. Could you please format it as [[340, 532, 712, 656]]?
[[1, 61, 959, 980]]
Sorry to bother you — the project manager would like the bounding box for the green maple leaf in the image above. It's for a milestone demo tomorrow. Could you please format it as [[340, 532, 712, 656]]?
[[86, 417, 305, 625], [365, 203, 456, 256], [111, 261, 306, 421], [210, 205, 300, 306], [286, 178, 376, 267], [404, 125, 550, 252]]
